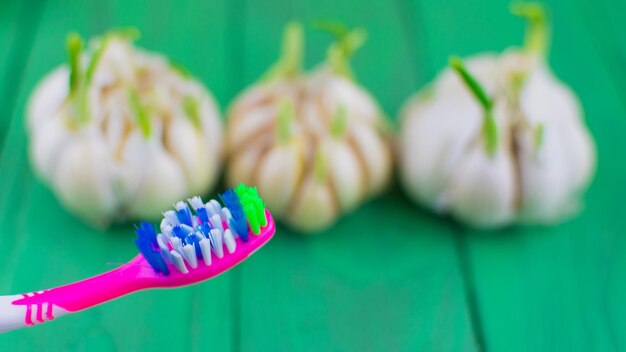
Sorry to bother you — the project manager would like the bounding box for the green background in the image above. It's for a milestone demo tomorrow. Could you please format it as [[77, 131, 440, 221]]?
[[0, 0, 625, 350]]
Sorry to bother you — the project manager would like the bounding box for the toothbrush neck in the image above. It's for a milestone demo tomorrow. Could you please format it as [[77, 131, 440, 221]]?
[[12, 262, 151, 313]]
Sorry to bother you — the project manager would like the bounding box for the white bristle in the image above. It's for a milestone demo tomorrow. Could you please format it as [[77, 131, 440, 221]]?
[[175, 201, 189, 211], [221, 207, 232, 222], [210, 229, 224, 258], [170, 237, 184, 254], [170, 250, 188, 274], [194, 231, 206, 240], [209, 200, 221, 214], [170, 236, 181, 247], [163, 210, 180, 226], [182, 244, 198, 269], [190, 215, 200, 227], [199, 238, 212, 265], [205, 202, 217, 217], [156, 234, 168, 250], [179, 224, 194, 234], [210, 214, 223, 232], [157, 234, 172, 263], [223, 229, 236, 254], [188, 196, 204, 210], [160, 219, 173, 239]]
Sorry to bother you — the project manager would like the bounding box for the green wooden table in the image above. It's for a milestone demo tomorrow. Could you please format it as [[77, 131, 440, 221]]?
[[0, 0, 624, 350]]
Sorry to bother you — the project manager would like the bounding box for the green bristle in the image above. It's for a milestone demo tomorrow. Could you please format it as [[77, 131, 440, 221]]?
[[234, 183, 247, 202], [235, 184, 268, 234], [248, 186, 267, 227], [245, 203, 261, 234]]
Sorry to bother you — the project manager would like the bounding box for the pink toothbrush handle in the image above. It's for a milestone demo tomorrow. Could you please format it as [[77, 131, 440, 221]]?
[[0, 260, 150, 334]]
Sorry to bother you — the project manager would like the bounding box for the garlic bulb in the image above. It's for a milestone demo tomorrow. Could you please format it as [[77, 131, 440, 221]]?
[[27, 29, 223, 225], [226, 23, 392, 233], [399, 3, 595, 228]]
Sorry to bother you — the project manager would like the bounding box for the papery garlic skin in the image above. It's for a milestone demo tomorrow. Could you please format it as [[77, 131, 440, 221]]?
[[227, 67, 392, 233], [399, 51, 595, 228], [27, 34, 222, 225]]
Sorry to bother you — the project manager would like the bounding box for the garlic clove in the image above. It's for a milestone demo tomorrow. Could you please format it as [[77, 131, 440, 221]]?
[[229, 81, 294, 119], [287, 175, 338, 233], [30, 113, 71, 183], [514, 65, 596, 223], [559, 120, 596, 192], [299, 98, 329, 139], [27, 68, 72, 184], [52, 132, 117, 223], [98, 40, 137, 83], [316, 73, 380, 126], [442, 98, 516, 227], [446, 144, 517, 227], [348, 122, 392, 194], [519, 65, 596, 190], [198, 92, 224, 163], [27, 67, 68, 131], [227, 143, 269, 188], [399, 93, 483, 206], [516, 120, 578, 222], [321, 137, 365, 212], [256, 141, 306, 217], [127, 143, 187, 220], [165, 115, 213, 196], [227, 104, 278, 151], [112, 128, 147, 207]]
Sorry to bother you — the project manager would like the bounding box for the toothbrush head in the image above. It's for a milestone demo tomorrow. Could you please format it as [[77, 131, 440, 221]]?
[[133, 184, 275, 287]]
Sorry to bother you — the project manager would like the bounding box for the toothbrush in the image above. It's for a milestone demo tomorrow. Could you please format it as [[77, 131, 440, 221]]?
[[0, 184, 275, 334]]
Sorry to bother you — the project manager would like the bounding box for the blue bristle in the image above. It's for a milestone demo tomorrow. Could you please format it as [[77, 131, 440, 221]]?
[[134, 222, 170, 276], [220, 189, 249, 242], [139, 222, 158, 246], [172, 225, 190, 240], [185, 233, 203, 257], [196, 207, 210, 223], [200, 222, 212, 237], [176, 205, 193, 226]]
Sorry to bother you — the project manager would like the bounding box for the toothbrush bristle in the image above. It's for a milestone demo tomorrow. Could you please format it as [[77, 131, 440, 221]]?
[[219, 189, 249, 242], [134, 184, 268, 276], [134, 223, 170, 276]]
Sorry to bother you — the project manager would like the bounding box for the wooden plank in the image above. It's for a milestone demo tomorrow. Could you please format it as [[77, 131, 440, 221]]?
[[577, 0, 626, 350], [577, 0, 626, 108], [0, 0, 45, 150], [0, 0, 234, 350], [236, 0, 477, 350], [413, 0, 626, 350]]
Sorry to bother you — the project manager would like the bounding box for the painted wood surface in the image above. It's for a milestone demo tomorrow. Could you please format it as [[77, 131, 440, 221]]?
[[0, 0, 623, 351]]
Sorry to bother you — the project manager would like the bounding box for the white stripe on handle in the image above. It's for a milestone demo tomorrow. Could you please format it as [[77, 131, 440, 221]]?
[[0, 293, 68, 334]]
